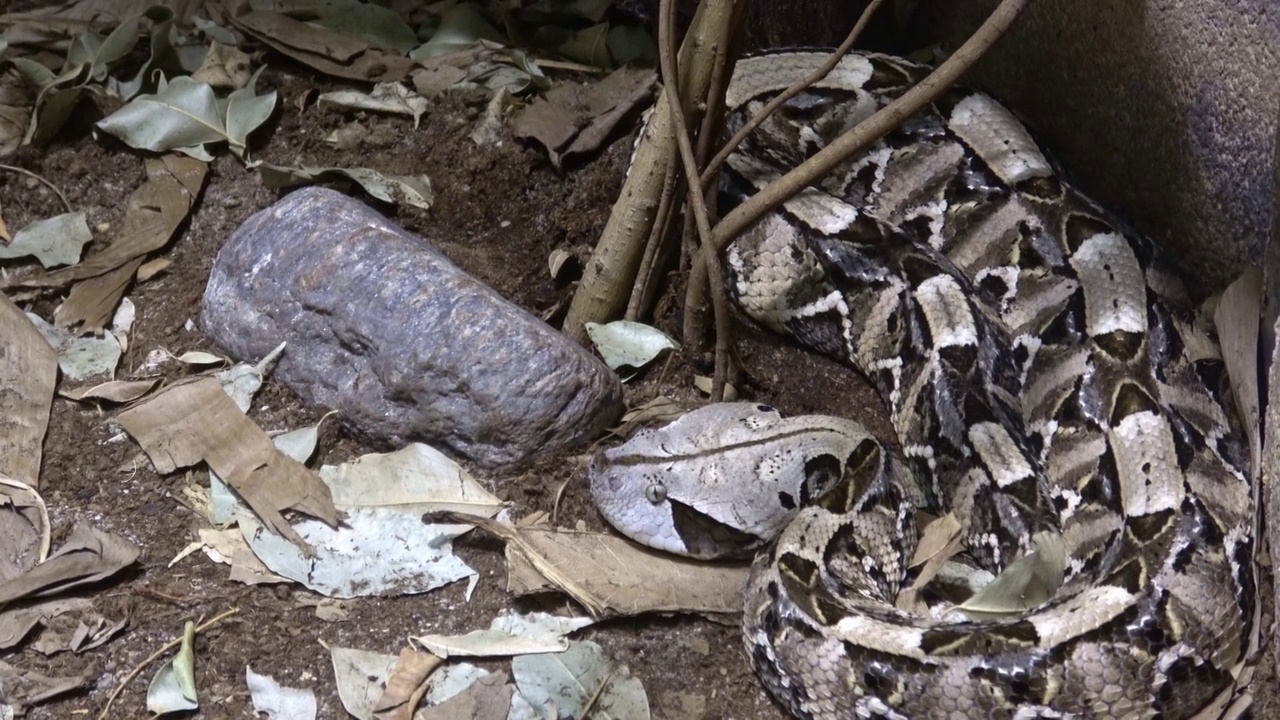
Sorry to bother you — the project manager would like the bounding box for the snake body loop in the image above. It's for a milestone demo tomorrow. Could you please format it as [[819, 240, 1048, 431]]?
[[591, 51, 1257, 719]]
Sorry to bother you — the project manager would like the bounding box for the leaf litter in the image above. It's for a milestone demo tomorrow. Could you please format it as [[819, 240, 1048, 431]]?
[[0, 3, 773, 718]]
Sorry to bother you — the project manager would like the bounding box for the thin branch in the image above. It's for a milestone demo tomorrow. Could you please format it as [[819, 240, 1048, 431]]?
[[0, 164, 73, 213], [95, 608, 241, 720], [711, 0, 1028, 251], [627, 154, 679, 320], [698, 0, 889, 191], [659, 0, 733, 398]]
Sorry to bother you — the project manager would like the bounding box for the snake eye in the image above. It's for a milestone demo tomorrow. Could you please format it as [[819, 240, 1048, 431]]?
[[644, 482, 667, 504]]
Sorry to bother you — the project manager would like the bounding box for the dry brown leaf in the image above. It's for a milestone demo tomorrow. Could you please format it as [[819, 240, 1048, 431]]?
[[0, 657, 85, 708], [0, 522, 139, 606], [0, 293, 58, 488], [0, 598, 92, 651], [429, 512, 747, 618], [410, 65, 468, 96], [232, 10, 416, 83], [609, 396, 688, 438], [373, 647, 443, 720], [414, 672, 513, 720], [896, 511, 963, 613], [511, 66, 655, 167], [190, 39, 252, 90], [188, 528, 289, 586], [1, 0, 207, 45], [135, 256, 171, 282], [58, 378, 158, 403], [1, 155, 206, 333], [116, 377, 338, 552]]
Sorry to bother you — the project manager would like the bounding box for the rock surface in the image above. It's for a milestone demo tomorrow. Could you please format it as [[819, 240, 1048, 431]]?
[[201, 187, 623, 468]]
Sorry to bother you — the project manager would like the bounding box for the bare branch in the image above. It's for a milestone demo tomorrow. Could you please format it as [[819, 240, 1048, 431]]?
[[711, 0, 1029, 252]]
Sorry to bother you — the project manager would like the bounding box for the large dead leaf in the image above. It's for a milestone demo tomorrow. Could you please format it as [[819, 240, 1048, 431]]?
[[230, 9, 416, 83], [58, 378, 159, 403], [0, 522, 139, 606], [0, 155, 206, 333], [0, 657, 85, 710], [511, 66, 654, 167], [0, 293, 58, 488], [116, 377, 338, 552], [426, 512, 746, 618]]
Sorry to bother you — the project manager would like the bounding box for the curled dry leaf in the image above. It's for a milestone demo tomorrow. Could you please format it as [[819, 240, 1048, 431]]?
[[1213, 268, 1262, 479], [57, 378, 159, 403], [0, 522, 140, 606]]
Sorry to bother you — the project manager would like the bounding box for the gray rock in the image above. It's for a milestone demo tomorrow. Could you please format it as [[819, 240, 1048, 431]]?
[[201, 187, 623, 468]]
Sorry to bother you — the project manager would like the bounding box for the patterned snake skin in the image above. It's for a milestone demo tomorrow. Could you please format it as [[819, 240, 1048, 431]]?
[[591, 51, 1257, 719]]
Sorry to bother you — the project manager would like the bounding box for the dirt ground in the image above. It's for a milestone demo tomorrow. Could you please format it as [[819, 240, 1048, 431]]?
[[3, 57, 1276, 720]]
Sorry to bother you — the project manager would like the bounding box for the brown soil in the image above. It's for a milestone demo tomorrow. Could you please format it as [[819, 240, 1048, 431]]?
[[3, 64, 1274, 720]]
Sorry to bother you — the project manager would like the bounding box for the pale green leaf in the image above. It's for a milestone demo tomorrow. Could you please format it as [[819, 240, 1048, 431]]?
[[220, 66, 277, 156], [95, 75, 227, 157], [0, 211, 92, 268], [146, 621, 198, 713], [512, 641, 649, 720], [586, 320, 679, 370]]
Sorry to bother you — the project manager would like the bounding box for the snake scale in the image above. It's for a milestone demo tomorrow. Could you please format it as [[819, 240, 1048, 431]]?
[[590, 51, 1257, 719]]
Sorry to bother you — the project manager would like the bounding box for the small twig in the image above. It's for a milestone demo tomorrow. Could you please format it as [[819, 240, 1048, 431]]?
[[132, 585, 215, 606], [0, 164, 73, 213], [699, 0, 888, 191], [580, 672, 614, 718], [95, 608, 241, 720], [711, 0, 1028, 252], [659, 0, 733, 399]]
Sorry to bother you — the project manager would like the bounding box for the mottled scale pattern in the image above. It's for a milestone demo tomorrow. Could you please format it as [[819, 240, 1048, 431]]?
[[595, 50, 1257, 720]]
